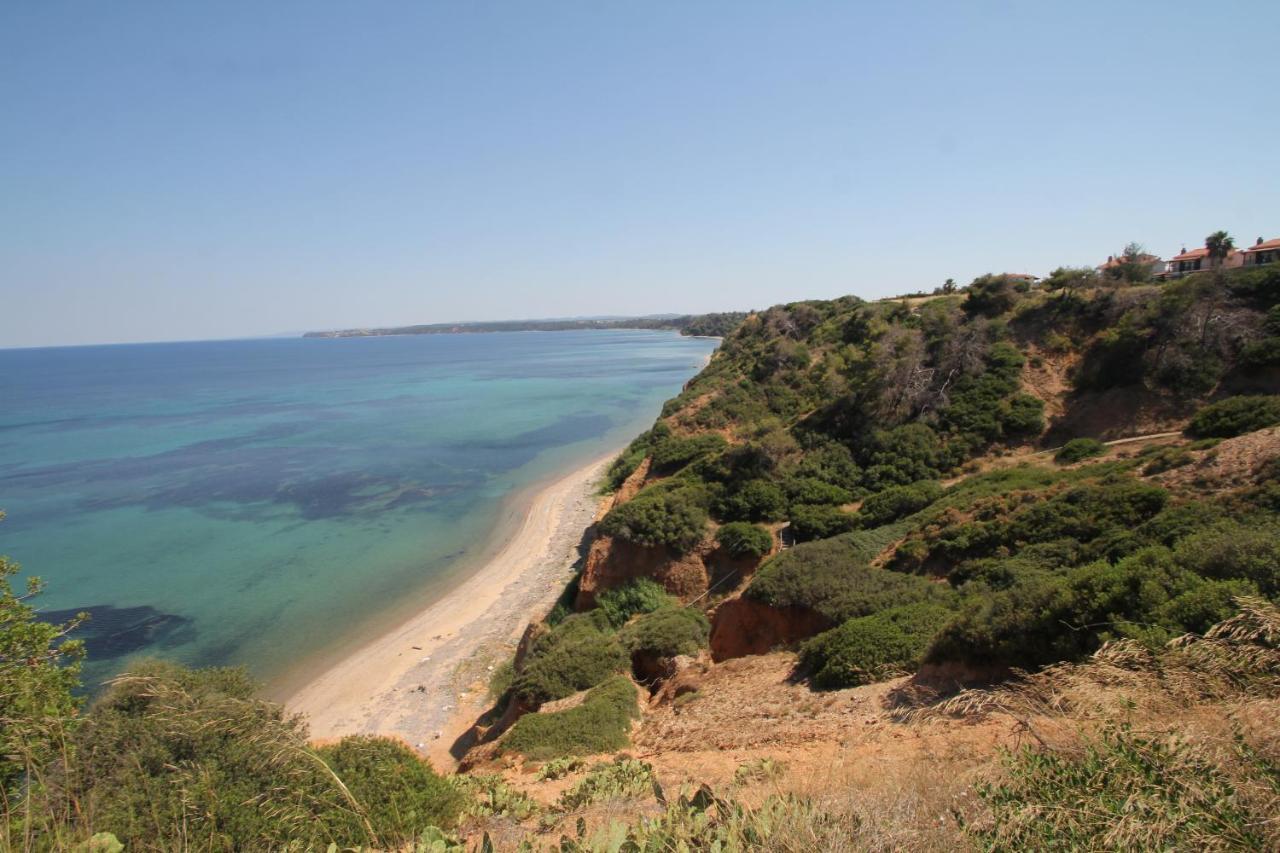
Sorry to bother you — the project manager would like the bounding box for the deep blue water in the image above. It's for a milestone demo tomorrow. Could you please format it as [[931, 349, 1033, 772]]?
[[0, 331, 716, 689]]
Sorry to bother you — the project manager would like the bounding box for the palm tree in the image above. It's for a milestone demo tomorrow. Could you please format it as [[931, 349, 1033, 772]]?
[[1205, 230, 1235, 271]]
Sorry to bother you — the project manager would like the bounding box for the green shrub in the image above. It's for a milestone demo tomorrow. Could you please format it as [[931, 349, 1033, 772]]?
[[800, 603, 954, 689], [1141, 445, 1194, 475], [714, 479, 788, 522], [1186, 395, 1280, 438], [66, 661, 465, 851], [789, 504, 858, 542], [927, 546, 1235, 669], [501, 676, 639, 760], [747, 529, 954, 624], [596, 578, 673, 628], [782, 476, 853, 508], [1055, 437, 1107, 464], [1174, 521, 1280, 596], [599, 482, 710, 551], [315, 736, 465, 841], [512, 612, 629, 704], [715, 521, 773, 558], [487, 660, 514, 700], [620, 607, 710, 658], [650, 433, 729, 473], [857, 481, 943, 527], [963, 274, 1020, 317]]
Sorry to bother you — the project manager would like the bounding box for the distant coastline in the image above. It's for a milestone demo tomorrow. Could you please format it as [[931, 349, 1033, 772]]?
[[302, 312, 746, 339]]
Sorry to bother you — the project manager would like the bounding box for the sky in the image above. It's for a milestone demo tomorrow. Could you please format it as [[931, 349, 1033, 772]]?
[[2, 2, 1278, 348]]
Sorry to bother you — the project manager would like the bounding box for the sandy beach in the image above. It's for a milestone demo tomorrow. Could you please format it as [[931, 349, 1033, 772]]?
[[286, 453, 613, 769]]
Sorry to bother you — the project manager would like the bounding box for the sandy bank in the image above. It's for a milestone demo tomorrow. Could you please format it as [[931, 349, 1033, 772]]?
[[286, 454, 612, 768]]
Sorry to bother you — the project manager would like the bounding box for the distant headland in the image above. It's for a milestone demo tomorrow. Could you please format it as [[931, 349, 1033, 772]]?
[[302, 312, 747, 339]]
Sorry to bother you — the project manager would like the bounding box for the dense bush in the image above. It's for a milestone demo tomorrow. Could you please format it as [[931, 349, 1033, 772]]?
[[926, 547, 1252, 669], [599, 482, 710, 551], [800, 603, 954, 689], [316, 736, 465, 842], [1174, 521, 1280, 597], [715, 521, 774, 558], [747, 530, 954, 624], [619, 607, 710, 658], [501, 676, 640, 760], [782, 476, 853, 508], [963, 274, 1019, 317], [595, 578, 673, 628], [1186, 395, 1280, 438], [1055, 437, 1106, 464], [512, 612, 629, 704], [857, 481, 943, 527], [714, 479, 788, 522], [789, 504, 858, 542], [650, 433, 729, 473]]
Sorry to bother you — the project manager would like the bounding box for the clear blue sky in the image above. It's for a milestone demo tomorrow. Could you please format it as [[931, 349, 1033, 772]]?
[[3, 1, 1277, 348]]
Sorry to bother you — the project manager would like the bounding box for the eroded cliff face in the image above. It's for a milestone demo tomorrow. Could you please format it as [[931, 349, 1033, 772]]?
[[708, 596, 831, 661], [575, 535, 714, 609]]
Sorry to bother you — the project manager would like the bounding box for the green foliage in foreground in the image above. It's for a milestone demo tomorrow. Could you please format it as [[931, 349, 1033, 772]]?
[[0, 540, 85, 799], [619, 606, 711, 659], [501, 676, 640, 761], [511, 611, 629, 704], [315, 736, 466, 842], [23, 660, 464, 851], [1186, 394, 1280, 438], [714, 521, 774, 557], [1054, 436, 1107, 464], [974, 725, 1276, 851], [800, 602, 955, 689], [557, 758, 657, 810], [555, 785, 837, 852]]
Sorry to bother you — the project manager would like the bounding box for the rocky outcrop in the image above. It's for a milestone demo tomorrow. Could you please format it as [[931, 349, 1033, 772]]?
[[708, 596, 832, 662]]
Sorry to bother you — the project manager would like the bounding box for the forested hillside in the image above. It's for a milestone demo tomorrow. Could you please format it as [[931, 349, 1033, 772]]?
[[5, 263, 1280, 850]]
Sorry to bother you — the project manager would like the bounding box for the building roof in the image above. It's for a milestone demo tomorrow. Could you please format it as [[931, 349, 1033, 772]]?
[[1242, 237, 1280, 253], [1172, 245, 1241, 262]]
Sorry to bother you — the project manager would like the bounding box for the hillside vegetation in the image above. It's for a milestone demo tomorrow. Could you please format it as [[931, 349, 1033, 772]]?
[[4, 263, 1280, 850]]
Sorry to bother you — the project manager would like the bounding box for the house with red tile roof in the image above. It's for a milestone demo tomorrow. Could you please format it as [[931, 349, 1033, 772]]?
[[1167, 244, 1243, 277], [1241, 237, 1280, 268]]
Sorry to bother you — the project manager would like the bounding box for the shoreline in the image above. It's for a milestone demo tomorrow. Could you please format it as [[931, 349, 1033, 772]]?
[[285, 452, 614, 769]]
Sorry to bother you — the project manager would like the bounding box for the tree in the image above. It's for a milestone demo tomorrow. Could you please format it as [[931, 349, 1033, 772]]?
[[0, 512, 86, 801], [1044, 266, 1099, 296], [1205, 230, 1235, 271], [1105, 242, 1153, 283], [962, 274, 1018, 317], [940, 278, 957, 294]]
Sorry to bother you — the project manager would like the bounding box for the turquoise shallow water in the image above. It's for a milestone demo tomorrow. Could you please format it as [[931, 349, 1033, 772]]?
[[0, 331, 716, 690]]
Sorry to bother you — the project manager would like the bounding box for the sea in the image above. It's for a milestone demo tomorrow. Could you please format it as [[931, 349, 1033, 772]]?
[[0, 330, 717, 692]]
